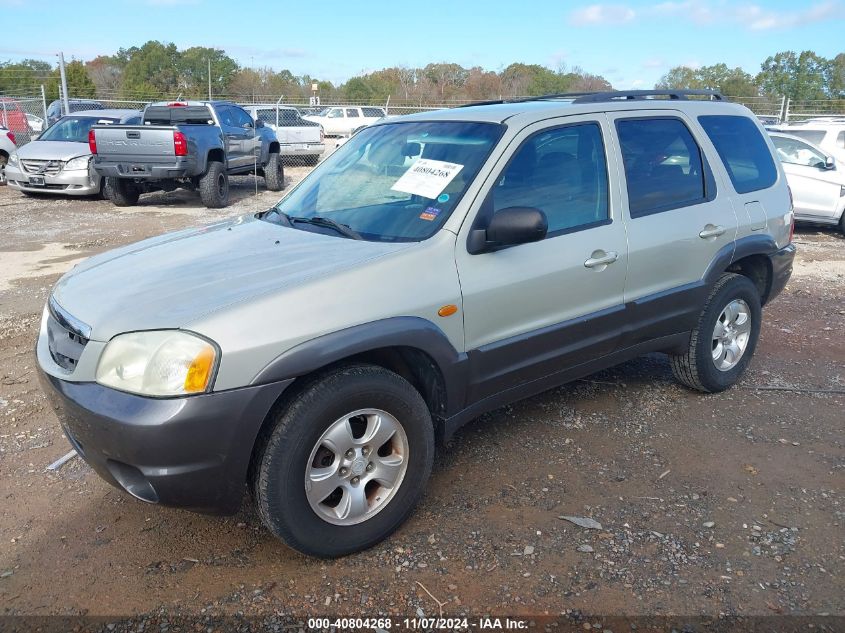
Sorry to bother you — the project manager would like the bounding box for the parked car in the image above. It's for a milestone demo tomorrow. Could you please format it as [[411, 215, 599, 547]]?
[[26, 113, 45, 133], [304, 105, 386, 136], [5, 110, 141, 197], [242, 104, 325, 165], [771, 121, 845, 165], [91, 100, 283, 208], [0, 125, 16, 185], [0, 97, 32, 136], [46, 99, 106, 127], [769, 131, 845, 234], [36, 90, 793, 558]]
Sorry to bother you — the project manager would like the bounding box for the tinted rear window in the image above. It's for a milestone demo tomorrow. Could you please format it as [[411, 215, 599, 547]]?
[[698, 115, 777, 194], [617, 117, 707, 217], [144, 106, 214, 125]]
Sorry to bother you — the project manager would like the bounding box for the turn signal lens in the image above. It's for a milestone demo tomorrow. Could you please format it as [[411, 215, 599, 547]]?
[[438, 304, 459, 317], [184, 346, 216, 393]]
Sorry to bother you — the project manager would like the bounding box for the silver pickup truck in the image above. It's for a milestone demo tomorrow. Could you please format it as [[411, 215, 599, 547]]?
[[91, 101, 283, 208], [243, 105, 325, 165]]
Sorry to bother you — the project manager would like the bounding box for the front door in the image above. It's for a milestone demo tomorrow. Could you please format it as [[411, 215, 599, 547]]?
[[772, 135, 841, 222], [456, 116, 628, 404]]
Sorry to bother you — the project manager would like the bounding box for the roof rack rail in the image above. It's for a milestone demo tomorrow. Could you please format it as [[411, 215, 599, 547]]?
[[456, 92, 598, 108], [571, 89, 724, 103]]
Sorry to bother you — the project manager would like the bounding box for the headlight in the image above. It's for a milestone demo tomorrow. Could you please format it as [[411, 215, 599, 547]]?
[[64, 156, 90, 171], [96, 331, 218, 397], [8, 152, 19, 166]]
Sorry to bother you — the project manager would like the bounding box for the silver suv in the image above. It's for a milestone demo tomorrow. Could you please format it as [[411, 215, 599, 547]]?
[[37, 90, 795, 557]]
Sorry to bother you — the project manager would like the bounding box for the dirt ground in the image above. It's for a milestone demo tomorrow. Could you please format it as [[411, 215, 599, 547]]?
[[0, 167, 842, 628]]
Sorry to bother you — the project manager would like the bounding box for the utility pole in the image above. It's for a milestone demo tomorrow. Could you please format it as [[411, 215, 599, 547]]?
[[40, 85, 48, 124], [208, 58, 212, 101], [57, 52, 70, 116]]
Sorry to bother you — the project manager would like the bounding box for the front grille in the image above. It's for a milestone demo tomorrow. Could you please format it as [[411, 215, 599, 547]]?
[[46, 298, 90, 372], [21, 159, 64, 175]]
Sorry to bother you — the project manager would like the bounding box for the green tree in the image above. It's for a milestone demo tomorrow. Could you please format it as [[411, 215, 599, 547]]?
[[46, 60, 97, 101], [757, 50, 827, 100], [826, 53, 845, 98], [120, 41, 181, 99], [179, 46, 238, 98], [0, 59, 53, 95], [657, 63, 757, 97]]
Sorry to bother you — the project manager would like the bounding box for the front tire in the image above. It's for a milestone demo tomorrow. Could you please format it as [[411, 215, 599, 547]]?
[[253, 365, 434, 557], [199, 161, 229, 208], [104, 177, 140, 206], [264, 152, 284, 191], [670, 273, 761, 393]]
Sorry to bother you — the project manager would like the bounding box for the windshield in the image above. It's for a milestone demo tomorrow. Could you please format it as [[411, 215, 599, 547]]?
[[266, 120, 504, 242], [39, 116, 120, 143]]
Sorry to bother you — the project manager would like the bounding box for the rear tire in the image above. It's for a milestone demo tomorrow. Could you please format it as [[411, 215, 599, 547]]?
[[0, 153, 7, 185], [199, 161, 229, 208], [253, 365, 434, 558], [104, 177, 140, 206], [264, 152, 284, 191], [670, 273, 761, 393], [839, 212, 845, 237]]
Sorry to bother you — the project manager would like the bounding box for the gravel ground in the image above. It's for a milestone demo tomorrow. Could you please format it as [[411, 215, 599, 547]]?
[[0, 169, 842, 630]]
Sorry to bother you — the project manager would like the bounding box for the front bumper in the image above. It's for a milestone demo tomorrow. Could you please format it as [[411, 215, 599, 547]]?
[[765, 243, 796, 305], [6, 164, 101, 195], [39, 369, 292, 515]]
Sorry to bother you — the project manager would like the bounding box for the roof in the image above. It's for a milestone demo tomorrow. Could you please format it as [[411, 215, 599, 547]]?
[[397, 94, 748, 127], [241, 103, 298, 110], [66, 109, 141, 119]]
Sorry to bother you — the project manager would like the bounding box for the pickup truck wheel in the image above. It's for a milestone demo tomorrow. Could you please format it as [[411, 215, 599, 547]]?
[[669, 273, 761, 393], [264, 152, 284, 191], [840, 212, 845, 237], [104, 178, 140, 206], [253, 365, 434, 557], [199, 161, 229, 208]]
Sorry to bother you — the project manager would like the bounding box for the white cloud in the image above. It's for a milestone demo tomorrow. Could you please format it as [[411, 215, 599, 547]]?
[[733, 1, 844, 30], [569, 0, 843, 30], [569, 4, 636, 26]]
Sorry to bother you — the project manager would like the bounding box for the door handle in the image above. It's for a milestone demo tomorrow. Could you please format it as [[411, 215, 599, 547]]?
[[584, 250, 618, 269], [699, 224, 726, 239]]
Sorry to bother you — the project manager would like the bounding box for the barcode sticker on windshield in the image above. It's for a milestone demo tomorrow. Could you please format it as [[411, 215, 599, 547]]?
[[391, 159, 464, 199]]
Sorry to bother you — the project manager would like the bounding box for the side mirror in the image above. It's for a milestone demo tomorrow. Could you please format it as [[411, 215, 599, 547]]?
[[467, 206, 548, 254], [824, 155, 835, 170]]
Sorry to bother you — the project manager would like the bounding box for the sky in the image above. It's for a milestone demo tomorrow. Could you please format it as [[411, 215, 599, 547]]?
[[1, 0, 843, 89]]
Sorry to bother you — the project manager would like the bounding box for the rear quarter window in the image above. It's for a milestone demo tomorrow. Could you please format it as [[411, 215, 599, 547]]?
[[698, 115, 778, 194]]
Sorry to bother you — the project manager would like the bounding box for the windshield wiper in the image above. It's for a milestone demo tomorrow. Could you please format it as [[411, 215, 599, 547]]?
[[260, 208, 294, 227], [289, 216, 363, 240]]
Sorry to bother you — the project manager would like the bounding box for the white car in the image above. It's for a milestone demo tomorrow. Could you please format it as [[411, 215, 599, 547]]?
[[769, 131, 845, 234], [242, 105, 325, 165], [26, 113, 44, 133], [772, 120, 845, 165], [304, 106, 386, 136], [0, 125, 16, 185]]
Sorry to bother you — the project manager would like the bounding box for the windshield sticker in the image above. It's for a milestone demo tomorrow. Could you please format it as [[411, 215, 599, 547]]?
[[391, 159, 464, 199], [437, 193, 450, 203], [419, 207, 442, 221]]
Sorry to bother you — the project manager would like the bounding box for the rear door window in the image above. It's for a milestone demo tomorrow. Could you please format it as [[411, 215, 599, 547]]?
[[698, 115, 778, 194], [346, 108, 360, 118], [362, 107, 384, 117], [616, 117, 708, 217]]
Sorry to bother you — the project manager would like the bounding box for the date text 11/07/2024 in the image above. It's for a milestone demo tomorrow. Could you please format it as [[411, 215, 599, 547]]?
[[306, 617, 529, 630]]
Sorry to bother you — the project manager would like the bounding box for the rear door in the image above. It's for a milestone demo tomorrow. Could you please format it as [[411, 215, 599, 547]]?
[[456, 115, 628, 403], [607, 110, 738, 345], [771, 135, 841, 221], [217, 105, 249, 169]]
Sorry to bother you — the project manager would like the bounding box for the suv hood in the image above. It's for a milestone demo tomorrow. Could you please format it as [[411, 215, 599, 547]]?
[[18, 140, 90, 162], [52, 215, 411, 341]]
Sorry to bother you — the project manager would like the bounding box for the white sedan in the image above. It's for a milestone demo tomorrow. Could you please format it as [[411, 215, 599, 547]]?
[[770, 131, 845, 235]]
